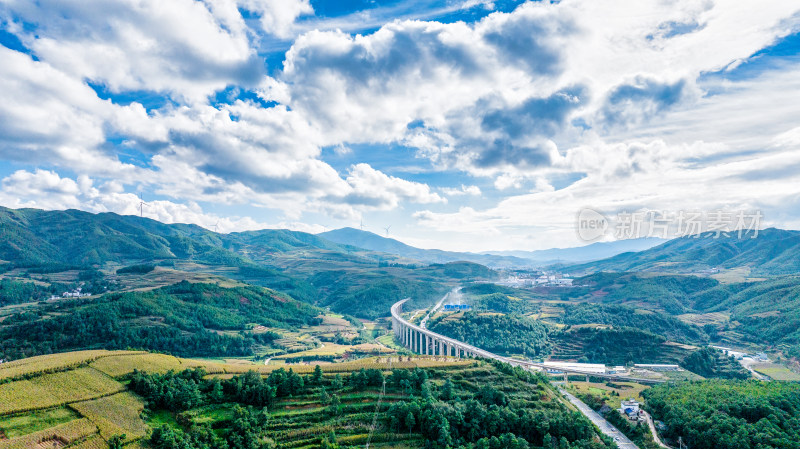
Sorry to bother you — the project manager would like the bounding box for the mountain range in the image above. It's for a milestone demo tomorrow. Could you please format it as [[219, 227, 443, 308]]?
[[481, 237, 666, 263], [318, 227, 664, 267], [565, 228, 800, 276], [0, 207, 496, 319], [4, 206, 800, 357]]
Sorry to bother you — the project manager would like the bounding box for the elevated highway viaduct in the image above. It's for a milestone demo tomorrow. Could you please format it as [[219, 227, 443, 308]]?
[[391, 298, 665, 385]]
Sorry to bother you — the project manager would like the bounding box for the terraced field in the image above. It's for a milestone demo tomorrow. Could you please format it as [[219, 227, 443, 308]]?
[[0, 350, 478, 449], [139, 360, 604, 449], [70, 392, 148, 442], [0, 350, 144, 382], [0, 418, 97, 449], [752, 363, 800, 381], [0, 368, 124, 415]]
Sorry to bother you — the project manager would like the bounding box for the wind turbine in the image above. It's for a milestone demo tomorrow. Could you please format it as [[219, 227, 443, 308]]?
[[384, 225, 391, 237], [212, 221, 219, 233], [138, 195, 148, 218], [360, 219, 365, 231]]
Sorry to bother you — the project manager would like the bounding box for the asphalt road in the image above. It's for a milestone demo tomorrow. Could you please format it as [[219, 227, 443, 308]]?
[[559, 389, 639, 449]]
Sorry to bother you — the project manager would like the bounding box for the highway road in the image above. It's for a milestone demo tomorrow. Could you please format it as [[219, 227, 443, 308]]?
[[392, 298, 665, 384], [392, 297, 663, 449], [559, 389, 639, 449], [419, 288, 461, 329]]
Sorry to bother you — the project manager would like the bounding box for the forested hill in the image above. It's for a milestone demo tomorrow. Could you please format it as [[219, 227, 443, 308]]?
[[0, 281, 323, 361], [564, 228, 800, 276], [0, 207, 365, 268], [0, 207, 497, 320]]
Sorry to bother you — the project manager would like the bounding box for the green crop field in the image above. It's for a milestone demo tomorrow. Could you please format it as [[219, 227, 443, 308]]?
[[70, 392, 149, 442], [0, 417, 98, 449], [752, 363, 800, 381], [0, 407, 79, 439]]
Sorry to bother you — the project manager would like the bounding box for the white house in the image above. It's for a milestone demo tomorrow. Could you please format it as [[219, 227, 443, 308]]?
[[620, 399, 640, 415]]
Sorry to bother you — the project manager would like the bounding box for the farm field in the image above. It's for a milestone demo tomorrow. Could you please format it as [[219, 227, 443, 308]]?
[[271, 341, 393, 362], [0, 349, 605, 449], [565, 380, 649, 410], [0, 418, 98, 449], [0, 367, 124, 415], [752, 363, 800, 381], [0, 407, 79, 439], [0, 350, 144, 382], [70, 392, 149, 442]]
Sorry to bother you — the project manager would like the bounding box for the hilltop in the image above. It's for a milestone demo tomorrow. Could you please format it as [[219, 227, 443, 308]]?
[[564, 228, 800, 276], [0, 207, 497, 320]]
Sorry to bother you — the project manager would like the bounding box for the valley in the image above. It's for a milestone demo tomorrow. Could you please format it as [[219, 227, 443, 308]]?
[[2, 208, 800, 449]]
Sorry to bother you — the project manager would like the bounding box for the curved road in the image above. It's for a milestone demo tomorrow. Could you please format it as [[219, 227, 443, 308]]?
[[392, 298, 665, 384], [392, 298, 642, 448]]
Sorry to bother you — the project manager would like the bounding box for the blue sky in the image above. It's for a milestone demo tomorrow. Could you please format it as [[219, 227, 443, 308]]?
[[0, 0, 799, 251]]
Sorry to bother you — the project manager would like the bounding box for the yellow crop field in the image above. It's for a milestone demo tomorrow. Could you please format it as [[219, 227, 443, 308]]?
[[273, 342, 393, 361], [0, 368, 124, 415], [88, 352, 267, 377], [69, 434, 109, 449], [70, 391, 148, 442], [0, 350, 143, 382], [90, 353, 184, 377], [89, 352, 260, 377], [0, 417, 97, 449], [205, 356, 474, 378]]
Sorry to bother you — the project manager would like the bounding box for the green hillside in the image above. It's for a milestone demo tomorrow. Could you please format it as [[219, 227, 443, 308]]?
[[544, 272, 800, 350], [644, 380, 800, 449], [680, 347, 750, 379], [557, 303, 707, 344], [564, 272, 718, 314], [0, 282, 322, 361], [549, 327, 693, 365], [0, 207, 244, 267], [0, 207, 495, 320], [565, 229, 800, 276], [428, 312, 551, 359]]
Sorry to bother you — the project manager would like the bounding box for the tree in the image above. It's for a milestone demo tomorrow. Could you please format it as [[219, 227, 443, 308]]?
[[108, 434, 126, 449], [421, 381, 433, 401], [441, 378, 454, 401], [406, 411, 416, 434], [436, 416, 452, 447], [320, 386, 331, 405], [543, 433, 554, 449], [328, 394, 341, 416], [313, 364, 323, 384], [208, 378, 224, 402], [332, 374, 343, 389]]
